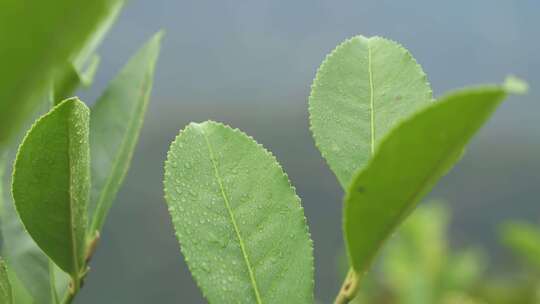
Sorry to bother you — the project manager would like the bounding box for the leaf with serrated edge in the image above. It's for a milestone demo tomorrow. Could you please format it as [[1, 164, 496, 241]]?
[[344, 86, 514, 278], [88, 31, 163, 234], [0, 258, 13, 304], [164, 121, 313, 303], [309, 35, 432, 188], [12, 98, 90, 277]]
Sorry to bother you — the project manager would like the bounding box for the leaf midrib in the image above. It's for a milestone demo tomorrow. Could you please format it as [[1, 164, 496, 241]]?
[[367, 40, 375, 156], [66, 105, 81, 278], [200, 128, 263, 304]]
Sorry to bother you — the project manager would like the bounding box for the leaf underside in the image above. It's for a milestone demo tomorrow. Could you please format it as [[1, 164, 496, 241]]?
[[344, 87, 508, 275], [12, 98, 90, 276], [164, 121, 313, 304], [309, 35, 432, 188]]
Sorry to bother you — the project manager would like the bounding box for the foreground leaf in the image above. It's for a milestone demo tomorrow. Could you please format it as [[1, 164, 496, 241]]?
[[164, 121, 313, 303], [89, 31, 163, 234], [0, 0, 124, 145], [0, 258, 12, 304], [344, 85, 515, 281], [309, 35, 432, 188], [12, 98, 90, 277], [501, 221, 540, 270]]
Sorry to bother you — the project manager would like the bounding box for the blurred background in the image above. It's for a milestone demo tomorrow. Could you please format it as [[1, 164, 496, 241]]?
[[73, 0, 539, 302]]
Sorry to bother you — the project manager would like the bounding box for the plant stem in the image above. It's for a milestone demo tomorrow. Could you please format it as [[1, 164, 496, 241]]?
[[61, 275, 80, 304], [334, 268, 360, 304]]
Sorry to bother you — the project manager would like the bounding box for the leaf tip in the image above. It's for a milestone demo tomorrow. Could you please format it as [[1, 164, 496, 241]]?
[[503, 75, 528, 95]]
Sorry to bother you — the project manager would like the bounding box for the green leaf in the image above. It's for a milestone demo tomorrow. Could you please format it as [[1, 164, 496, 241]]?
[[0, 258, 13, 304], [5, 270, 33, 304], [309, 35, 432, 188], [164, 121, 313, 303], [12, 98, 90, 277], [0, 197, 55, 304], [53, 0, 124, 104], [501, 221, 540, 270], [0, 0, 125, 145], [1, 151, 54, 304], [88, 31, 163, 234], [344, 85, 514, 278]]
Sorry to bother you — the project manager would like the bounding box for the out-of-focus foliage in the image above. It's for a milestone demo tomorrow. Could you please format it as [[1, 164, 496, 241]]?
[[0, 257, 13, 304], [348, 203, 540, 304], [0, 0, 124, 145], [501, 221, 540, 270]]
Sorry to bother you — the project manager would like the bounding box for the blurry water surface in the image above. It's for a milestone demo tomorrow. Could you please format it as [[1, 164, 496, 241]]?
[[76, 1, 539, 302]]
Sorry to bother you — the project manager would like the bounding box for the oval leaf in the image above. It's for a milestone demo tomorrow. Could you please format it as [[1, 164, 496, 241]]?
[[344, 86, 511, 277], [88, 31, 163, 233], [0, 258, 13, 304], [309, 35, 432, 188], [12, 98, 90, 277], [164, 121, 313, 303]]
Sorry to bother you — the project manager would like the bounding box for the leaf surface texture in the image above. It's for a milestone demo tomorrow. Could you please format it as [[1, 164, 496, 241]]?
[[309, 36, 432, 188], [12, 98, 90, 277], [164, 121, 313, 303]]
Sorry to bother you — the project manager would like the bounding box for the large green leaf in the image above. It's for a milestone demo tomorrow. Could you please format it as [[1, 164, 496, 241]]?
[[501, 221, 540, 270], [53, 0, 124, 103], [88, 31, 163, 234], [309, 35, 432, 188], [0, 257, 13, 304], [12, 98, 90, 277], [164, 121, 313, 303], [0, 0, 124, 145], [344, 85, 517, 281]]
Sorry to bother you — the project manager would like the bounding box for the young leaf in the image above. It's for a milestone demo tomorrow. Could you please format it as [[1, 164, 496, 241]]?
[[12, 98, 90, 277], [164, 121, 314, 303], [0, 258, 13, 304], [0, 0, 124, 145], [501, 221, 540, 270], [309, 35, 432, 188], [88, 31, 163, 234], [344, 85, 516, 281]]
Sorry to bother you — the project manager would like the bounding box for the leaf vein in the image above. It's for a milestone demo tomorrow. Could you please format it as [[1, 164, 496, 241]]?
[[368, 40, 375, 155], [200, 129, 263, 304]]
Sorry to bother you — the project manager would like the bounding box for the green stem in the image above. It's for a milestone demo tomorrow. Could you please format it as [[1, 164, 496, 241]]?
[[334, 268, 360, 304], [61, 275, 81, 304]]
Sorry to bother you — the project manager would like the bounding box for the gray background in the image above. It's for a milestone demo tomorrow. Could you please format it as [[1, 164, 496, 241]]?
[[76, 1, 539, 302]]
